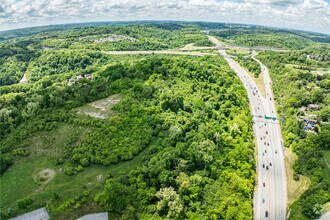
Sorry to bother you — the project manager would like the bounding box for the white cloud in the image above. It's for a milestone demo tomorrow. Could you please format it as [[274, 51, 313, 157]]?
[[0, 0, 329, 33]]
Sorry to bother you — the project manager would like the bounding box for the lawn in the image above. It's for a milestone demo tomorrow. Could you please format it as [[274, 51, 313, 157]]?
[[0, 123, 152, 219]]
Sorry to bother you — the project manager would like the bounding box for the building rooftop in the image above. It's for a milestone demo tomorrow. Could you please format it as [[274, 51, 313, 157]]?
[[9, 207, 49, 220], [76, 212, 108, 220]]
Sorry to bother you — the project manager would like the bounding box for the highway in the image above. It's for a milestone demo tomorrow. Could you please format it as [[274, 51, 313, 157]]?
[[319, 210, 330, 220], [208, 36, 287, 220]]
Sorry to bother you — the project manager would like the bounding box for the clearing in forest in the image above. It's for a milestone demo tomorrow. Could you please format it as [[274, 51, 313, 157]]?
[[75, 94, 122, 119]]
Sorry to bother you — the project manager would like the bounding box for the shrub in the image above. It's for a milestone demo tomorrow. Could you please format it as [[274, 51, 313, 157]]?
[[64, 166, 75, 176], [17, 197, 33, 210]]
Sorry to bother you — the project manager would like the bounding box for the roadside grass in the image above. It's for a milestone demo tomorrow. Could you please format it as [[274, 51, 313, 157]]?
[[226, 47, 250, 55], [178, 43, 216, 51], [0, 123, 152, 219], [284, 148, 311, 206]]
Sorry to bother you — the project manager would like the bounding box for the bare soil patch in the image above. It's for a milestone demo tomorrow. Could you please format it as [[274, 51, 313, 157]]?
[[34, 168, 56, 185], [76, 94, 122, 119]]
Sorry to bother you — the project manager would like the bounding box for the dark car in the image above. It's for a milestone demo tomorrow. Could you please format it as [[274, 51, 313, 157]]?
[[263, 164, 265, 168], [263, 182, 265, 187], [270, 163, 272, 166], [265, 211, 268, 217], [266, 166, 269, 170], [266, 131, 268, 134]]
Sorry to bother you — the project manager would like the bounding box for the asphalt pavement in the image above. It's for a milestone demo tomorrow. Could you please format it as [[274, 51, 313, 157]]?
[[208, 36, 287, 220]]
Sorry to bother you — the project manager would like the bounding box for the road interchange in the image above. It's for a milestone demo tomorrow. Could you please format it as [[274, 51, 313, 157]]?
[[208, 36, 287, 220]]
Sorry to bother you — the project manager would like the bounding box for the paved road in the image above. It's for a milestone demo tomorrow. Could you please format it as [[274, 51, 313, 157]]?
[[208, 36, 287, 220], [318, 210, 330, 220], [102, 50, 215, 56]]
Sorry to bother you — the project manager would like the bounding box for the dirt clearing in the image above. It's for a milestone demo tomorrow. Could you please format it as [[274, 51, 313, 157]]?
[[34, 168, 56, 185], [76, 94, 122, 119]]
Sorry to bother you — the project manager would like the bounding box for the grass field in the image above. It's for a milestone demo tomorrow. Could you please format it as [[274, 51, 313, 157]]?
[[323, 150, 330, 181], [0, 123, 152, 219], [226, 47, 250, 55], [284, 148, 311, 206]]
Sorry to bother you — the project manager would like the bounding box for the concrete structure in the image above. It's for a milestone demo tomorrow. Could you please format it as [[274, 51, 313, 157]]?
[[9, 207, 49, 220], [76, 212, 108, 220]]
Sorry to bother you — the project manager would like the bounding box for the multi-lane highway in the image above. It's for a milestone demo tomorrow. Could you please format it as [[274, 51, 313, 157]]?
[[208, 36, 287, 220]]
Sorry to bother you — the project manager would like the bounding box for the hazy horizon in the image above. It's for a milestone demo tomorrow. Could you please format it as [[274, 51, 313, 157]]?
[[1, 19, 330, 36], [0, 0, 329, 34]]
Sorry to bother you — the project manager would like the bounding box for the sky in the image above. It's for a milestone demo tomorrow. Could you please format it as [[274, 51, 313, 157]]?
[[0, 0, 329, 34]]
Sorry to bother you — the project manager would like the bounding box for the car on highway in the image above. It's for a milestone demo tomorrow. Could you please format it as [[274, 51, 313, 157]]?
[[262, 198, 265, 203], [266, 166, 269, 170], [266, 131, 268, 134], [263, 182, 265, 187], [265, 211, 268, 218], [275, 150, 277, 154], [263, 164, 265, 168], [270, 163, 272, 166]]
